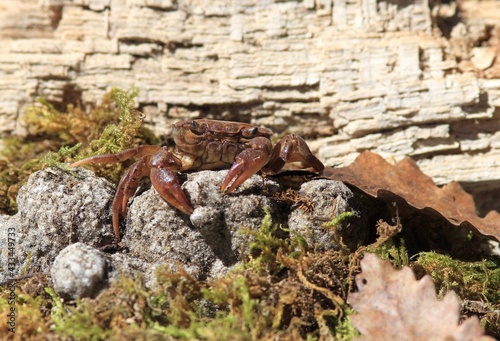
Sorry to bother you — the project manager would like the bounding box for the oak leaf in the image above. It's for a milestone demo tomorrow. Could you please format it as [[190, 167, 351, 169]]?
[[347, 253, 495, 341], [323, 151, 500, 241]]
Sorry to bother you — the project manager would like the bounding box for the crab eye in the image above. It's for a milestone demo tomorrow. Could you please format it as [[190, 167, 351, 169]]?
[[189, 120, 204, 135], [241, 127, 259, 138]]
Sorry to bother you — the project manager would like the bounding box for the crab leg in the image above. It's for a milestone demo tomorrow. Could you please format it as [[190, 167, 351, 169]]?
[[265, 134, 324, 174], [112, 156, 151, 240], [221, 137, 273, 193], [69, 145, 161, 168]]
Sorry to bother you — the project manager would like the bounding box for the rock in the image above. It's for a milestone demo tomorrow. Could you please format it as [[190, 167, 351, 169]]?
[[471, 47, 496, 70], [50, 242, 108, 299], [288, 179, 367, 251], [0, 166, 360, 291], [122, 170, 285, 280], [0, 167, 115, 283]]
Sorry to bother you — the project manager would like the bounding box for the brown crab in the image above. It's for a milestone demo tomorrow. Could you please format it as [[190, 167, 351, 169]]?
[[70, 119, 324, 240]]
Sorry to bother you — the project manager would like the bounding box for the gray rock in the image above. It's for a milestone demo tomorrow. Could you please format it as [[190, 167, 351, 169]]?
[[288, 179, 367, 251], [51, 242, 108, 299], [0, 167, 115, 283], [0, 166, 362, 292], [122, 170, 284, 280]]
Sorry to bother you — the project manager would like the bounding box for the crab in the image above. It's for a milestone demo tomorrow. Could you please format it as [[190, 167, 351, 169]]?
[[70, 119, 324, 240]]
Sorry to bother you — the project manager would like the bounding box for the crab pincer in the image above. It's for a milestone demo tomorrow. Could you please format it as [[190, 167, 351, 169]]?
[[221, 137, 273, 193]]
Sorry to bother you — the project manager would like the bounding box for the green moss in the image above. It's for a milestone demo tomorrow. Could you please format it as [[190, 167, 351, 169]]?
[[373, 238, 409, 268], [45, 288, 108, 340], [21, 89, 142, 151], [80, 88, 143, 156], [194, 275, 269, 340], [413, 252, 500, 303], [323, 211, 356, 230], [0, 279, 53, 339], [3, 216, 498, 339], [239, 207, 291, 273], [42, 276, 173, 340], [334, 308, 361, 340], [0, 88, 157, 214], [412, 252, 500, 336]]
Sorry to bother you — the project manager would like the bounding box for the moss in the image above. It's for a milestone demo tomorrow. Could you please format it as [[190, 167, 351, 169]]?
[[323, 211, 356, 230], [333, 308, 361, 340], [412, 252, 500, 336], [0, 88, 157, 214], [42, 275, 175, 340], [0, 276, 53, 340], [2, 212, 498, 339], [413, 252, 500, 303], [373, 239, 409, 268], [239, 207, 292, 273]]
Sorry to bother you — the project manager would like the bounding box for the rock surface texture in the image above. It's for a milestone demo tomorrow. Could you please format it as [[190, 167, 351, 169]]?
[[0, 0, 499, 211], [51, 242, 108, 299], [0, 168, 115, 284], [0, 167, 360, 291]]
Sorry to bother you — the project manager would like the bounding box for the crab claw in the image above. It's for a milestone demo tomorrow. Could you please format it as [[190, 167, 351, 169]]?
[[150, 167, 194, 215], [221, 137, 273, 193], [265, 134, 324, 174]]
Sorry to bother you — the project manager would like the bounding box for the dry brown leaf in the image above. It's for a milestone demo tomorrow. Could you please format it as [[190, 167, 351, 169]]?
[[323, 151, 500, 241], [347, 253, 495, 341]]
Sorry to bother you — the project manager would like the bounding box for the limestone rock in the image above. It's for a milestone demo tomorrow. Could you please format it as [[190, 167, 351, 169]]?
[[122, 170, 285, 279]]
